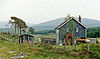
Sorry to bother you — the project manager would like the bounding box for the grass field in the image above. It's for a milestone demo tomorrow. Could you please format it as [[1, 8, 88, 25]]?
[[0, 33, 100, 59]]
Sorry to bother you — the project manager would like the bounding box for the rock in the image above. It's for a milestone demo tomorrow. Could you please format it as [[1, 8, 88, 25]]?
[[8, 51, 16, 53], [11, 53, 29, 59], [20, 55, 24, 58]]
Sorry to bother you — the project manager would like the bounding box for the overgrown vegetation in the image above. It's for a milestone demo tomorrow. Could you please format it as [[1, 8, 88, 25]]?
[[0, 34, 100, 59]]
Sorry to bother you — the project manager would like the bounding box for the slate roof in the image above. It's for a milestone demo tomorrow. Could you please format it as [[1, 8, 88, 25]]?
[[19, 34, 34, 37], [55, 17, 87, 29]]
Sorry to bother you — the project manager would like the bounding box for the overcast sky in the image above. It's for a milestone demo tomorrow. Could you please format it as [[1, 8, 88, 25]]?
[[0, 0, 100, 24]]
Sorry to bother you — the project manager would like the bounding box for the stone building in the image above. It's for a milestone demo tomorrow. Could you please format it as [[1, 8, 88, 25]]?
[[55, 16, 87, 45]]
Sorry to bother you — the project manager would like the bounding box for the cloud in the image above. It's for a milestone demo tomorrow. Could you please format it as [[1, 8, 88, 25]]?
[[0, 0, 100, 24]]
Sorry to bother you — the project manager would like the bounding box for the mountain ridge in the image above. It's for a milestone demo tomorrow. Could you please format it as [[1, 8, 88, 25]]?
[[0, 17, 100, 32], [32, 17, 100, 31]]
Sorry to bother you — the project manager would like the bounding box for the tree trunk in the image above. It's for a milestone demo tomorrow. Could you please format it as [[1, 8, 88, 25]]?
[[20, 27, 22, 34], [18, 27, 20, 34], [15, 23, 16, 34]]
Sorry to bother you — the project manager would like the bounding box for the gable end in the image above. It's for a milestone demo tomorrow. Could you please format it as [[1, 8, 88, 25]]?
[[55, 17, 86, 29]]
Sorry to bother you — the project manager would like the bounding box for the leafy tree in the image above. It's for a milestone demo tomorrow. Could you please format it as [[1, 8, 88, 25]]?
[[18, 19, 27, 34], [10, 16, 19, 34], [29, 27, 35, 34], [9, 16, 27, 34], [22, 29, 26, 33]]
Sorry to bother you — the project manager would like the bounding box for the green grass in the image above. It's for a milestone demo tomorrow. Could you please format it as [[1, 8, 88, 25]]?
[[0, 39, 79, 59], [0, 33, 100, 59]]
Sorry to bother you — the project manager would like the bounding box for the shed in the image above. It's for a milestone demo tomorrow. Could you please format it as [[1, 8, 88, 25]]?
[[19, 34, 34, 45], [89, 38, 96, 43], [40, 38, 56, 44]]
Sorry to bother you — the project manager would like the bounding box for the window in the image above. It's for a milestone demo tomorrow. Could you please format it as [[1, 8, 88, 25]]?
[[76, 27, 78, 32]]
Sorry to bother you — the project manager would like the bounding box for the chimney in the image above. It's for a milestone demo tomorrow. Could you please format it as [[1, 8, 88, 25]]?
[[79, 15, 81, 23]]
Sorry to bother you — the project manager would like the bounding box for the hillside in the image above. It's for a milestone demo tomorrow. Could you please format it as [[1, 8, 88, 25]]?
[[0, 21, 8, 28], [0, 17, 100, 32], [0, 28, 14, 33], [32, 17, 100, 31]]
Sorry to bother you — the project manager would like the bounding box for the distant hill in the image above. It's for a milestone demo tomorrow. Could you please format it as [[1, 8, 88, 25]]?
[[32, 17, 100, 31], [34, 26, 100, 35], [0, 28, 14, 33], [0, 21, 8, 28], [0, 17, 100, 32]]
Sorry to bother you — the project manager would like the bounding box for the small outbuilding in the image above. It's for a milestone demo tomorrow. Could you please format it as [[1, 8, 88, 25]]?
[[89, 38, 96, 43], [39, 38, 56, 45], [19, 34, 34, 45]]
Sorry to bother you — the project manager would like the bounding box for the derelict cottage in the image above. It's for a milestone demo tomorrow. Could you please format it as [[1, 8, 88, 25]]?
[[56, 15, 87, 45]]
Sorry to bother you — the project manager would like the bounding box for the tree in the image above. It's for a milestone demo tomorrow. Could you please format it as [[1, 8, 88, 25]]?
[[70, 21, 74, 34], [69, 21, 75, 50], [10, 16, 19, 34], [17, 19, 27, 34], [29, 27, 35, 34], [9, 16, 27, 34], [22, 29, 26, 33], [8, 20, 14, 27], [65, 15, 76, 50]]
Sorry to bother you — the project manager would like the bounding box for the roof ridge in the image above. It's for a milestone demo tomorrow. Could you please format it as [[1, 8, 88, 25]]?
[[55, 17, 86, 29]]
